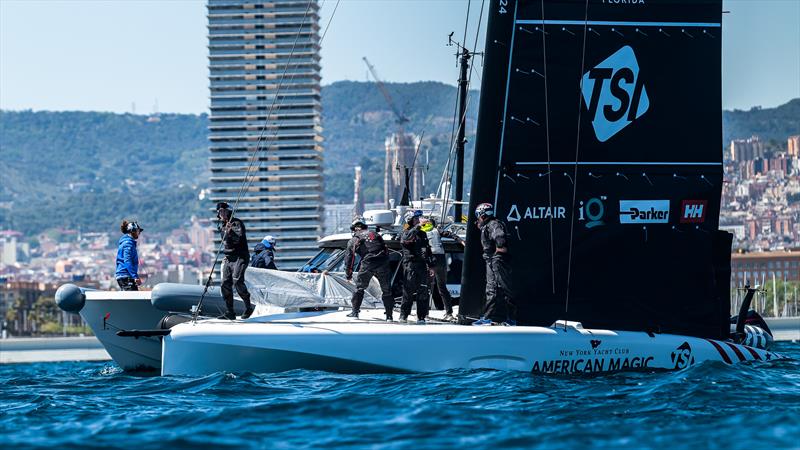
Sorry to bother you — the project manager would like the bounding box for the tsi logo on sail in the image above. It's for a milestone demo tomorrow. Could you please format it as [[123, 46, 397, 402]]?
[[619, 200, 670, 224], [581, 45, 649, 142]]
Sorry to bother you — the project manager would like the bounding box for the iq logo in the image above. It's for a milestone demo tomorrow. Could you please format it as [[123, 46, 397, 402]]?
[[581, 45, 650, 142]]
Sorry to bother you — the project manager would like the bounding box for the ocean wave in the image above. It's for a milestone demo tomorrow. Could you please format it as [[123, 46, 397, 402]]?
[[1, 342, 798, 449]]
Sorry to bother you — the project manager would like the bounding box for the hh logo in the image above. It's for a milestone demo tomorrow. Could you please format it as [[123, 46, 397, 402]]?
[[581, 45, 650, 142], [680, 200, 707, 223]]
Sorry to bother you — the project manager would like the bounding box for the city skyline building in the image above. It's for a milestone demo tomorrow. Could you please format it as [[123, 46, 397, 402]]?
[[207, 0, 324, 269], [384, 132, 423, 208], [789, 135, 799, 158], [730, 135, 766, 161]]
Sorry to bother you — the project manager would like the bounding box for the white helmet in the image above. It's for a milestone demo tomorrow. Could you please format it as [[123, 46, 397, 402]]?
[[262, 235, 276, 247]]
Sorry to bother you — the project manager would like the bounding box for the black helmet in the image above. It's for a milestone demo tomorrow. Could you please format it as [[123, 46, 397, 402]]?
[[215, 201, 230, 211], [125, 221, 143, 233], [350, 217, 367, 231]]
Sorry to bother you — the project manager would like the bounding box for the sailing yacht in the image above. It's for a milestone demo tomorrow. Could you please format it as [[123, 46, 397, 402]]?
[[158, 0, 784, 376]]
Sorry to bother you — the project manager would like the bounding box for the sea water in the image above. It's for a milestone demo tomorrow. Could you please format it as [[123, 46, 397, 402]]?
[[2, 342, 799, 449]]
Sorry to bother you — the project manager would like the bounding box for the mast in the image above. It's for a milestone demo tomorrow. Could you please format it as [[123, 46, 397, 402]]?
[[460, 0, 516, 320], [454, 47, 471, 223]]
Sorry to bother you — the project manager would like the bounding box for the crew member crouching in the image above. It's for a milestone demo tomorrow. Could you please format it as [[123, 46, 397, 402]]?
[[252, 235, 278, 270], [344, 218, 394, 321]]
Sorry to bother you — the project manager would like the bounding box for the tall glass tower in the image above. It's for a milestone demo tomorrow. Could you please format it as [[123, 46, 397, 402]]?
[[207, 0, 323, 269]]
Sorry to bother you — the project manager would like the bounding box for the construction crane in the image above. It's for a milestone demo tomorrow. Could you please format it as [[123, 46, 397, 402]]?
[[362, 57, 409, 127], [362, 57, 420, 206]]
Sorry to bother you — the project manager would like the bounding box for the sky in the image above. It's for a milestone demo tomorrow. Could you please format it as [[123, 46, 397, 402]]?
[[0, 0, 798, 114]]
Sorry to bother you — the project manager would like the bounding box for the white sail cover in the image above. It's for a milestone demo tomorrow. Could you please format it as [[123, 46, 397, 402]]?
[[245, 268, 384, 314]]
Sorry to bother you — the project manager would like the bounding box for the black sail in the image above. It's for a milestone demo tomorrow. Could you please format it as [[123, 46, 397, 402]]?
[[462, 0, 730, 339]]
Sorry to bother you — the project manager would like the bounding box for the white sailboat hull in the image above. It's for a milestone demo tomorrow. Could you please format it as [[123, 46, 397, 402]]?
[[161, 310, 781, 376]]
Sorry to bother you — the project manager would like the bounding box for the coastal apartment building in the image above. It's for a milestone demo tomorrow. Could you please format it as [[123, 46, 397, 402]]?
[[731, 250, 800, 288], [730, 136, 766, 161], [207, 0, 323, 269]]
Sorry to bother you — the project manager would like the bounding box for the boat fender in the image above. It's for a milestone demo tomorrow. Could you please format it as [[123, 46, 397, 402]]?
[[159, 314, 193, 330], [55, 284, 85, 313], [151, 282, 243, 315]]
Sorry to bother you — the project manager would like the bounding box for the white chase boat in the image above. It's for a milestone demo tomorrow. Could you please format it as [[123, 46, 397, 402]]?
[[159, 0, 787, 376]]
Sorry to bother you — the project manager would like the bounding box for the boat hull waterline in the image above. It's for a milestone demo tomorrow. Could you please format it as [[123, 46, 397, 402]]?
[[161, 312, 781, 376]]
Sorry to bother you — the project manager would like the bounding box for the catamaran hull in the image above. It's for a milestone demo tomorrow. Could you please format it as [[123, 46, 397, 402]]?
[[161, 317, 780, 376], [79, 292, 165, 371]]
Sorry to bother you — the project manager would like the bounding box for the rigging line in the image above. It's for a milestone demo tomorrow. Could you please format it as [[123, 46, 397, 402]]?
[[462, 0, 472, 52], [319, 0, 341, 43], [472, 0, 486, 53], [540, 0, 556, 295], [193, 0, 315, 321], [439, 0, 473, 222], [409, 130, 426, 177], [563, 0, 591, 321], [228, 0, 339, 214], [440, 0, 485, 224], [229, 0, 315, 211], [440, 91, 475, 223], [237, 0, 339, 201]]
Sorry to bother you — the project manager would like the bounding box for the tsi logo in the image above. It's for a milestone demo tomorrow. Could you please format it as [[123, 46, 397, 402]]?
[[581, 45, 650, 142], [680, 200, 707, 223], [619, 200, 670, 224]]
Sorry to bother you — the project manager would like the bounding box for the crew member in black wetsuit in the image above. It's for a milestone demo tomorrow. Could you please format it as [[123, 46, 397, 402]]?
[[344, 218, 394, 321], [473, 203, 516, 326], [216, 202, 255, 320], [399, 210, 435, 324]]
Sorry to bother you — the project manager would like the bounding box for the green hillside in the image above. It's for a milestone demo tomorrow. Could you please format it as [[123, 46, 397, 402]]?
[[1, 86, 796, 237], [0, 111, 208, 235], [723, 98, 800, 144]]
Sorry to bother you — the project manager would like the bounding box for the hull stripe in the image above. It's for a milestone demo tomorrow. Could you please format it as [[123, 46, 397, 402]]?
[[705, 339, 733, 364], [741, 345, 762, 361], [724, 342, 746, 362]]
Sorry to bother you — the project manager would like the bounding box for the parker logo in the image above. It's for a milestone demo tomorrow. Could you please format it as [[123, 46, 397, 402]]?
[[581, 45, 650, 142], [590, 340, 602, 349], [619, 200, 670, 224], [506, 204, 566, 222], [680, 200, 707, 223]]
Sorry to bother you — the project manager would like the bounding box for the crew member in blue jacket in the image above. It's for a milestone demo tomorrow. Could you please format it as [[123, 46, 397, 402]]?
[[251, 235, 278, 269], [115, 220, 143, 291]]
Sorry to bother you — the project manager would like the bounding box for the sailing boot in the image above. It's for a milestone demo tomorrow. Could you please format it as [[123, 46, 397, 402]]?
[[346, 310, 359, 319], [385, 309, 393, 322], [241, 304, 255, 320], [472, 317, 492, 326], [218, 309, 236, 320], [442, 313, 455, 322]]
